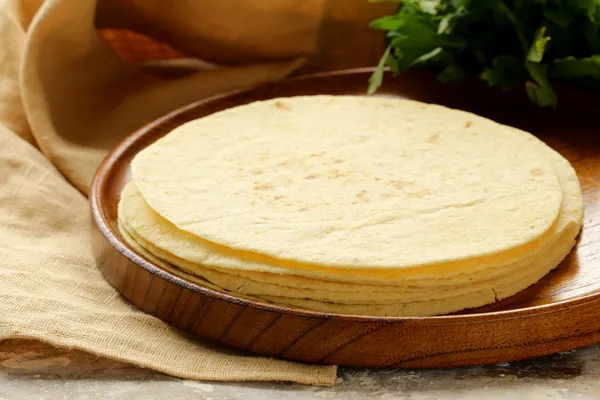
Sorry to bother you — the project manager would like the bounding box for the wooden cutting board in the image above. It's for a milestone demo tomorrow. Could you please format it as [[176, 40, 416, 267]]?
[[90, 68, 600, 368]]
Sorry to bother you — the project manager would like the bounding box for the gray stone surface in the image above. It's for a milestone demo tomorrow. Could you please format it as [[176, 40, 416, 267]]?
[[2, 339, 600, 399]]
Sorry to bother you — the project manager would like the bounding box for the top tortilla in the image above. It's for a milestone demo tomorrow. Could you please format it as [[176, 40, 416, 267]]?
[[132, 95, 562, 269]]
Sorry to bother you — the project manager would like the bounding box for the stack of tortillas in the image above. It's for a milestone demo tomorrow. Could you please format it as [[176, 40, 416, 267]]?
[[118, 95, 584, 317]]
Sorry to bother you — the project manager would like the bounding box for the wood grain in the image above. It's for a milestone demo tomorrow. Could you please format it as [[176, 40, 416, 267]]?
[[90, 68, 600, 368]]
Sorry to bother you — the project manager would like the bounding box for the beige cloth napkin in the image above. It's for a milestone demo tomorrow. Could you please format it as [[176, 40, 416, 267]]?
[[0, 0, 394, 386]]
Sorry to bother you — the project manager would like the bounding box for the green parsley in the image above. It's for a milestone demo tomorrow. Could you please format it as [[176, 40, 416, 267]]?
[[369, 0, 600, 107]]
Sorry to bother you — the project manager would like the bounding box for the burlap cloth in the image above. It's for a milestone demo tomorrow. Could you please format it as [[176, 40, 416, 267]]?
[[0, 0, 394, 386]]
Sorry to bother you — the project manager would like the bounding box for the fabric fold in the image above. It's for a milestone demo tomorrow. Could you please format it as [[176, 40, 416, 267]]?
[[0, 0, 341, 385]]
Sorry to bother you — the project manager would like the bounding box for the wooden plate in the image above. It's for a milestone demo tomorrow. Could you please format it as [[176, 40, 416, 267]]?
[[90, 68, 600, 369]]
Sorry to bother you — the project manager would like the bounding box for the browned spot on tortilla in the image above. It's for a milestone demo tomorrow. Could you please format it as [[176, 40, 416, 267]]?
[[406, 188, 436, 198], [465, 121, 472, 128], [305, 174, 318, 180], [391, 180, 413, 190], [354, 190, 369, 203], [375, 177, 381, 181], [274, 101, 290, 110], [254, 184, 273, 191], [252, 169, 263, 175], [328, 169, 347, 178], [274, 195, 284, 200], [530, 168, 544, 176], [426, 134, 439, 143]]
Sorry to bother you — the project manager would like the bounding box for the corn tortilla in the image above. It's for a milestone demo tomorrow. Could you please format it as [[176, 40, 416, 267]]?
[[132, 96, 563, 271]]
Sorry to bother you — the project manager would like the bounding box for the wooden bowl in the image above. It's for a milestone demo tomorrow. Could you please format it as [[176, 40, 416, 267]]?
[[90, 68, 600, 368]]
